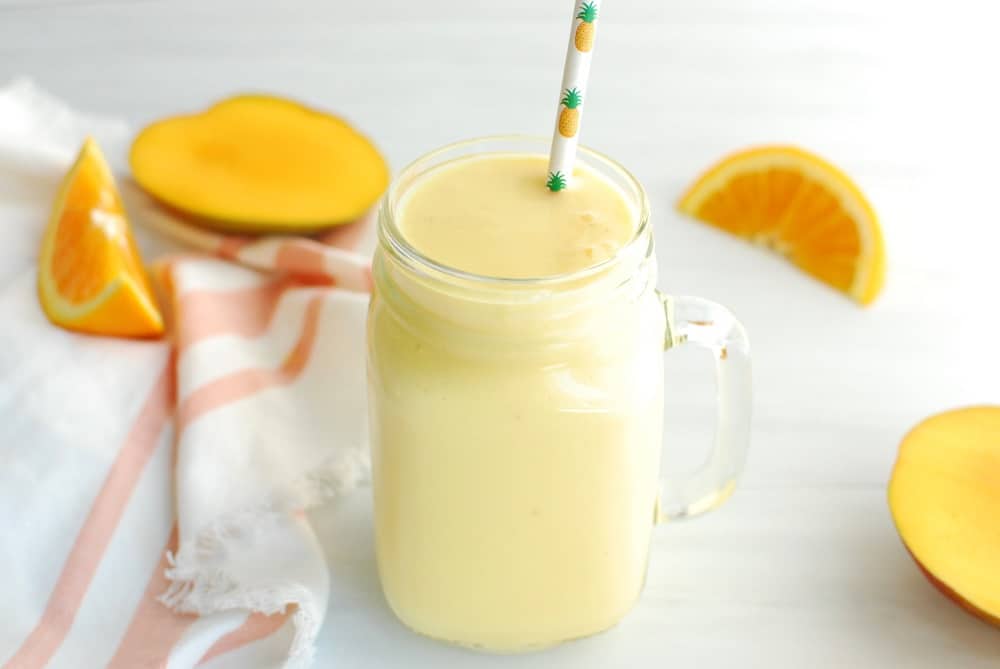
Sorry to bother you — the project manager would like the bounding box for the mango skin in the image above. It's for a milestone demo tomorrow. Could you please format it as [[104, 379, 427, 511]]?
[[909, 551, 1000, 627]]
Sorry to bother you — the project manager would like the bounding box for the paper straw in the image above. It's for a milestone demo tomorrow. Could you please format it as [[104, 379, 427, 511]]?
[[546, 0, 600, 192]]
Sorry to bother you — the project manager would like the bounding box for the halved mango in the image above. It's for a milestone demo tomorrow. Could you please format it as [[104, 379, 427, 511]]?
[[888, 407, 1000, 626], [130, 95, 389, 233]]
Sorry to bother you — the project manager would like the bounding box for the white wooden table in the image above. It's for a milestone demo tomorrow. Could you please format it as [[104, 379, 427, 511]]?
[[3, 0, 999, 666]]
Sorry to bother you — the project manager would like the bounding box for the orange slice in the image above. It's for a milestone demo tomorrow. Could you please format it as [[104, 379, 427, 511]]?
[[677, 146, 885, 306], [38, 138, 164, 337]]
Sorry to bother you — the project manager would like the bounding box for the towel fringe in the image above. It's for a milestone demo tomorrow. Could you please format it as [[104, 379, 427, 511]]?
[[160, 447, 369, 667]]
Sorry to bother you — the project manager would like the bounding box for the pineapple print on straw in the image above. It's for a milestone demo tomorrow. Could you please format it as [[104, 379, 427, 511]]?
[[547, 0, 600, 192], [575, 1, 598, 51], [558, 88, 583, 138]]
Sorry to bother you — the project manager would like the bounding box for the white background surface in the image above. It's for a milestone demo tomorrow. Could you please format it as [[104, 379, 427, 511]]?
[[3, 0, 1000, 666]]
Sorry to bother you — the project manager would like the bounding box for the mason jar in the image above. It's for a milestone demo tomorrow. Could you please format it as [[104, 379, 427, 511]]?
[[367, 136, 751, 652]]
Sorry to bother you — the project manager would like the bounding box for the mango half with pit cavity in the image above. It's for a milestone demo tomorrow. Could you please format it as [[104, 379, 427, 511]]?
[[888, 406, 1000, 626], [130, 95, 389, 233]]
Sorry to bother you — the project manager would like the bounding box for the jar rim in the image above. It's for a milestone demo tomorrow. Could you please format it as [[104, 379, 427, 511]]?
[[377, 135, 652, 290]]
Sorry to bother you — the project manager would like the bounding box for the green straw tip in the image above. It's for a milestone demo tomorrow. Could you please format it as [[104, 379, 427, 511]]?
[[546, 171, 567, 192]]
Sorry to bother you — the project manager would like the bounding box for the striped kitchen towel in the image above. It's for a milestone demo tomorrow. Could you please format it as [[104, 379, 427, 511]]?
[[0, 79, 372, 668]]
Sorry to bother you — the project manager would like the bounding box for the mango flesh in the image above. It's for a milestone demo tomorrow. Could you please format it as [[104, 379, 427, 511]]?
[[888, 406, 1000, 625], [129, 95, 389, 233]]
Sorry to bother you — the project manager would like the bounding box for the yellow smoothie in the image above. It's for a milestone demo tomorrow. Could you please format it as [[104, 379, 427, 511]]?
[[368, 152, 665, 650], [397, 154, 635, 277]]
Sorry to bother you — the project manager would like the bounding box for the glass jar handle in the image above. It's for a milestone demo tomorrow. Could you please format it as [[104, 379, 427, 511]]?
[[655, 294, 752, 523]]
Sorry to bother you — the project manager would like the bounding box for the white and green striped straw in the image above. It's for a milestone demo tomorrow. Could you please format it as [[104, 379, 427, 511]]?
[[546, 0, 600, 192]]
